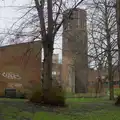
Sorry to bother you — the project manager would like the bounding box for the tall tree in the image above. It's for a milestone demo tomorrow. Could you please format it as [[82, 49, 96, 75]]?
[[0, 0, 85, 104], [116, 0, 120, 87], [88, 0, 117, 100], [33, 0, 85, 102]]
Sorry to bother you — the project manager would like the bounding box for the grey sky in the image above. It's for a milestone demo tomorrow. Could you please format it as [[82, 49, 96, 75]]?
[[0, 0, 63, 61], [0, 0, 86, 61], [0, 0, 31, 29]]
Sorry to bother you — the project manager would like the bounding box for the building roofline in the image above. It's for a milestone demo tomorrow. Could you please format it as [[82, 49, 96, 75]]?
[[0, 40, 42, 49], [63, 8, 86, 14]]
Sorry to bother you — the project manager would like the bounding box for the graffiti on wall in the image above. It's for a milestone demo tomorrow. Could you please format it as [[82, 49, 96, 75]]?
[[1, 72, 21, 80]]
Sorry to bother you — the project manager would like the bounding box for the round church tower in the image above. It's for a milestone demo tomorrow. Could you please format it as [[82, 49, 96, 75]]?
[[62, 8, 88, 93]]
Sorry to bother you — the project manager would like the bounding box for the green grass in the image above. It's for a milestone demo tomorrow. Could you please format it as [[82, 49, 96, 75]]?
[[66, 97, 107, 103], [114, 88, 120, 96], [1, 106, 33, 120], [0, 98, 27, 102], [33, 111, 120, 120], [0, 97, 119, 120], [32, 98, 120, 120], [66, 88, 120, 97], [33, 112, 70, 120]]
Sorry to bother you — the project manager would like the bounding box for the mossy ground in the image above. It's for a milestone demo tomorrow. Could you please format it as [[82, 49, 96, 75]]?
[[0, 97, 119, 120]]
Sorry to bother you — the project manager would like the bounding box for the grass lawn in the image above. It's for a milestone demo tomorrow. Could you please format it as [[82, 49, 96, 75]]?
[[114, 88, 120, 96], [66, 97, 108, 102], [0, 98, 27, 102], [0, 97, 120, 120]]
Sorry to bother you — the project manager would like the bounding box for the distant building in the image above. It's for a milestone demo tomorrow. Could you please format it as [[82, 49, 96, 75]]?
[[52, 54, 59, 64], [40, 54, 61, 84], [62, 8, 88, 93], [88, 68, 120, 89]]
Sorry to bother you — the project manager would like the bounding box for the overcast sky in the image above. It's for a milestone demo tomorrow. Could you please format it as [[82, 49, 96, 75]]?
[[0, 0, 32, 29], [0, 0, 87, 62], [0, 0, 63, 61]]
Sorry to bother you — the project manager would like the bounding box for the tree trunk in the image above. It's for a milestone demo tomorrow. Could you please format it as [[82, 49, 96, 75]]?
[[104, 0, 114, 100], [116, 0, 120, 88], [42, 0, 53, 94], [107, 34, 114, 100], [108, 60, 114, 100], [42, 37, 53, 97]]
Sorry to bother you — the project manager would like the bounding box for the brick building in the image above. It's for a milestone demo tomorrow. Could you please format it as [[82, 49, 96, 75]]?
[[0, 41, 42, 95], [88, 68, 120, 89]]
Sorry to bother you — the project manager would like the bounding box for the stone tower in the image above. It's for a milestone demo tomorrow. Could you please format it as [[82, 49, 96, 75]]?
[[62, 8, 88, 93]]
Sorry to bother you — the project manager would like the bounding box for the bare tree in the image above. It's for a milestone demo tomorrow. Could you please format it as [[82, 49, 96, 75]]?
[[1, 0, 85, 104], [88, 0, 117, 100], [33, 0, 85, 102], [116, 0, 120, 87]]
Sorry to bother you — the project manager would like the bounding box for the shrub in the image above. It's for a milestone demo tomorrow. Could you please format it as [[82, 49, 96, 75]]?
[[114, 88, 120, 96], [20, 93, 27, 99], [16, 91, 26, 99], [23, 89, 32, 99], [115, 95, 120, 106], [42, 85, 65, 106], [30, 90, 43, 103], [29, 83, 65, 106], [29, 84, 43, 103]]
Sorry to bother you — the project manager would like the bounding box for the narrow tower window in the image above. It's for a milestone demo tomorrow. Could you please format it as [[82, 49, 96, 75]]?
[[77, 12, 80, 28], [68, 22, 70, 30]]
